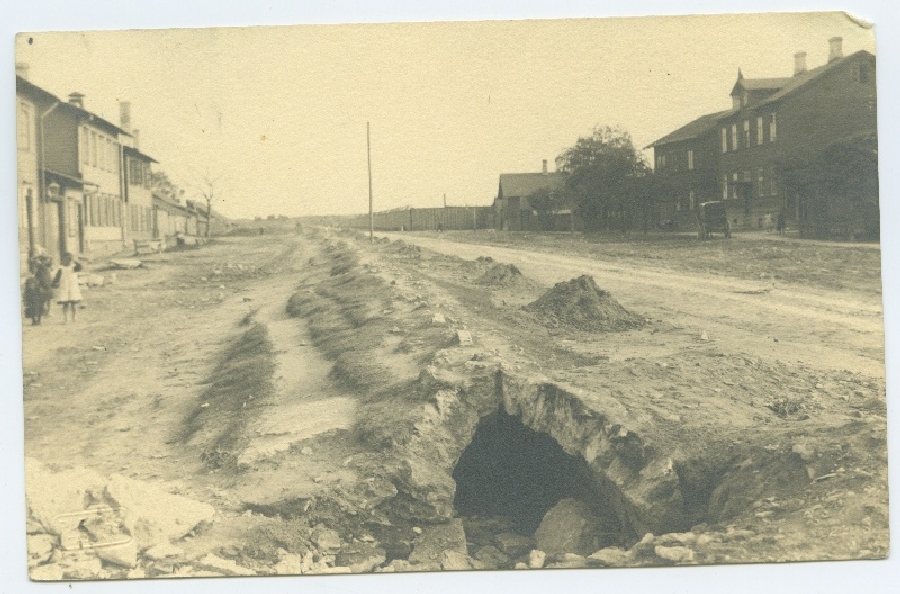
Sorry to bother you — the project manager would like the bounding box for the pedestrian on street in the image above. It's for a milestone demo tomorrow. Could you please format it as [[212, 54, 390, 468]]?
[[53, 252, 83, 323]]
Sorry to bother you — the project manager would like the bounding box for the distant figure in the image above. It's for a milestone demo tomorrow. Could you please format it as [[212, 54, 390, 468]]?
[[53, 252, 83, 323], [777, 211, 786, 235], [295, 221, 303, 235], [23, 254, 53, 325], [437, 222, 444, 232], [259, 227, 265, 235]]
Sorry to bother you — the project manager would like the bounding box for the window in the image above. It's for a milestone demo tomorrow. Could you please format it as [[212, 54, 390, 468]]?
[[758, 168, 765, 197], [770, 174, 778, 196], [689, 190, 696, 211], [723, 175, 729, 201], [80, 127, 89, 165], [106, 139, 112, 172], [853, 63, 870, 83], [17, 102, 32, 151], [757, 117, 764, 145], [113, 142, 120, 174], [731, 124, 738, 151], [90, 131, 98, 167], [743, 120, 751, 147], [769, 113, 777, 142], [130, 158, 143, 187], [99, 135, 107, 171], [687, 149, 694, 170], [143, 163, 152, 190], [722, 128, 728, 153]]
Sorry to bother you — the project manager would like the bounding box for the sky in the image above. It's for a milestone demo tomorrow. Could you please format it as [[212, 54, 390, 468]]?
[[14, 12, 876, 219]]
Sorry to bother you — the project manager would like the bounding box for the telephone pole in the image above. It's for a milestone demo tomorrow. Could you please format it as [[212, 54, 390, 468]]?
[[367, 122, 374, 243]]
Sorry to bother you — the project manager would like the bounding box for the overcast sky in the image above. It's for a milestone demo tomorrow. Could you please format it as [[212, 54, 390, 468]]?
[[15, 12, 876, 218]]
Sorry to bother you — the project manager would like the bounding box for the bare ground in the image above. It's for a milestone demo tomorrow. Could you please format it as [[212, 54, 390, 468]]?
[[20, 228, 889, 580]]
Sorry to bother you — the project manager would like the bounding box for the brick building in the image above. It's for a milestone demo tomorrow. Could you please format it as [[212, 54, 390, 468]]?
[[650, 38, 878, 238]]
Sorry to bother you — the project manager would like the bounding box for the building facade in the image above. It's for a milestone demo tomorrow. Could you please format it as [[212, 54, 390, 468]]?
[[650, 38, 878, 238]]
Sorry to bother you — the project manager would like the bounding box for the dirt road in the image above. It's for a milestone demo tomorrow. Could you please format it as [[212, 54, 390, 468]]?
[[379, 232, 885, 379], [20, 230, 889, 581]]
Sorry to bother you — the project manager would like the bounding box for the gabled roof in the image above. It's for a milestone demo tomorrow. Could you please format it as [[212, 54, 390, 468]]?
[[16, 75, 130, 137], [647, 109, 734, 148], [756, 50, 873, 108], [123, 145, 158, 164], [734, 77, 791, 94], [498, 172, 568, 198]]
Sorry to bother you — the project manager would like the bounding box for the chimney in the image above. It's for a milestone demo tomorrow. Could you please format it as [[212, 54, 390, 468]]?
[[68, 92, 85, 110], [828, 37, 843, 62], [15, 62, 29, 81], [119, 101, 132, 133], [542, 159, 548, 174], [132, 129, 140, 150], [794, 51, 807, 75]]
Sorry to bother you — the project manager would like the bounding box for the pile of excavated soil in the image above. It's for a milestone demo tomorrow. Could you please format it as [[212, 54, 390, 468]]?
[[476, 263, 524, 287], [525, 275, 644, 332]]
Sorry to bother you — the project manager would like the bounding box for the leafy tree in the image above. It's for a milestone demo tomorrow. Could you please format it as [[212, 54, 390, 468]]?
[[556, 126, 651, 231], [526, 187, 556, 231]]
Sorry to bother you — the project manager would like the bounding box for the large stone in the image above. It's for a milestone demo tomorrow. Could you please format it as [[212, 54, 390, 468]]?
[[103, 474, 215, 549], [55, 550, 103, 580], [311, 524, 343, 553], [473, 545, 510, 570], [534, 498, 605, 558], [409, 519, 467, 564], [96, 541, 139, 568], [143, 542, 183, 561], [336, 542, 386, 573], [26, 533, 56, 567], [197, 553, 256, 576], [440, 550, 473, 571], [30, 563, 64, 581], [528, 549, 547, 569], [588, 547, 627, 566], [24, 459, 107, 535], [653, 545, 695, 564]]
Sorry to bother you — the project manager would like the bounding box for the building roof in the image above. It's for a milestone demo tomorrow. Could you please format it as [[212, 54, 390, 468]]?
[[16, 75, 131, 138], [646, 109, 734, 148], [756, 50, 873, 108], [152, 194, 193, 216], [649, 50, 874, 150], [123, 145, 159, 164], [498, 172, 568, 198]]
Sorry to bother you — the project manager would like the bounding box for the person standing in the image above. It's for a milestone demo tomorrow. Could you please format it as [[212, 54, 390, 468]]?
[[53, 253, 83, 323]]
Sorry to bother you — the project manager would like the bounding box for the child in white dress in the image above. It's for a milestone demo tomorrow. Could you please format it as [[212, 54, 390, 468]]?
[[53, 252, 83, 323]]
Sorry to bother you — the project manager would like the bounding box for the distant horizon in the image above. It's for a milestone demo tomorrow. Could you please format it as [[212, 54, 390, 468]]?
[[16, 13, 876, 219]]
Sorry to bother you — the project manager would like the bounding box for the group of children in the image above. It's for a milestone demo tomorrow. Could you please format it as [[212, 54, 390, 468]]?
[[23, 249, 83, 325]]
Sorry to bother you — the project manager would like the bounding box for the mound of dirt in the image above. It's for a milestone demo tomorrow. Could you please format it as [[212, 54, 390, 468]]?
[[525, 275, 644, 332], [476, 263, 524, 287]]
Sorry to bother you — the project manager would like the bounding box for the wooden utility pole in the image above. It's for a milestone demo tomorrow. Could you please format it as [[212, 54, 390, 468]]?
[[367, 122, 374, 243]]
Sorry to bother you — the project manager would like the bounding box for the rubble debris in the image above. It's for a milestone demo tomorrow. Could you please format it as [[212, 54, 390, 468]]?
[[525, 275, 644, 332]]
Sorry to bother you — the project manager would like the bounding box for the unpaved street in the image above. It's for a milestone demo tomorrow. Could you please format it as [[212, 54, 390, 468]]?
[[380, 232, 885, 379], [21, 230, 889, 580]]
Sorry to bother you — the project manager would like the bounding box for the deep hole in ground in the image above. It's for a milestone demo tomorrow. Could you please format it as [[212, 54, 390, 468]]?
[[452, 408, 626, 543]]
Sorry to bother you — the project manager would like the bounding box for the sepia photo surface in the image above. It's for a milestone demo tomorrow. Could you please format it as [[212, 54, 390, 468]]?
[[13, 9, 891, 588]]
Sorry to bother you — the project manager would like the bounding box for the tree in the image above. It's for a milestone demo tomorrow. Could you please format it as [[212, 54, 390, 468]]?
[[556, 126, 651, 232]]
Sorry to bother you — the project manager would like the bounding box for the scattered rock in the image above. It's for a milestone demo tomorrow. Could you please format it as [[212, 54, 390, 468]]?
[[528, 549, 547, 569], [588, 547, 627, 566], [311, 524, 343, 553], [337, 542, 386, 573], [409, 519, 467, 564], [96, 541, 139, 568], [654, 545, 695, 564], [30, 563, 64, 581], [103, 474, 215, 549], [26, 533, 56, 567], [455, 329, 474, 346], [431, 313, 447, 326], [473, 545, 509, 570], [534, 498, 605, 558], [197, 553, 256, 576], [440, 549, 473, 571], [144, 542, 183, 561]]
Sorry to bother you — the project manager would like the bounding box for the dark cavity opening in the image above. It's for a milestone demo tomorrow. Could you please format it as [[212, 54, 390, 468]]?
[[453, 408, 621, 538]]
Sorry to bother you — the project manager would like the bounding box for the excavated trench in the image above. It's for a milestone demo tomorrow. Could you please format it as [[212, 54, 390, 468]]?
[[453, 408, 626, 541]]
